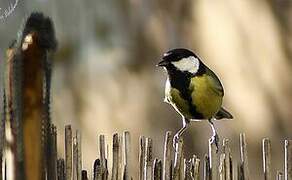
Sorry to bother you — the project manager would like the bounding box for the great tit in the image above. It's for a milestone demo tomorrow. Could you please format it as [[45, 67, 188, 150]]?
[[157, 48, 233, 149]]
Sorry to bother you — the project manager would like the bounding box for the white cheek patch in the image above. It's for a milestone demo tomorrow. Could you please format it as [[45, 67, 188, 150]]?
[[172, 56, 200, 73]]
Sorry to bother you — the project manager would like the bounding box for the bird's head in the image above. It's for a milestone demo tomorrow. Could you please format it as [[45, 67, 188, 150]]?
[[157, 48, 202, 74]]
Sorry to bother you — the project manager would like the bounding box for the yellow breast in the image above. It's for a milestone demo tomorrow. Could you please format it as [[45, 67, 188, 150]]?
[[190, 75, 223, 119], [165, 78, 193, 119]]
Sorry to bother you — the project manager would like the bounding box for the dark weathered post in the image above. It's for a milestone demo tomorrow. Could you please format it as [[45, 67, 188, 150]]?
[[223, 139, 232, 180], [139, 136, 146, 180], [173, 139, 183, 180], [145, 138, 153, 180], [112, 133, 120, 180], [285, 140, 292, 180], [123, 131, 131, 180], [153, 159, 162, 180], [163, 131, 172, 180], [65, 125, 73, 180], [204, 155, 211, 180], [239, 133, 249, 180], [57, 158, 65, 180], [209, 138, 218, 180], [192, 155, 200, 180]]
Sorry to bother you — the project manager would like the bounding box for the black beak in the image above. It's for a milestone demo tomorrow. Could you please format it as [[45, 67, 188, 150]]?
[[156, 59, 168, 67]]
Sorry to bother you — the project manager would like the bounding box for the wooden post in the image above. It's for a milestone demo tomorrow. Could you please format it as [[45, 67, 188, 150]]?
[[94, 159, 103, 180], [163, 131, 172, 180], [285, 140, 292, 180], [219, 154, 226, 180], [173, 139, 183, 180], [139, 136, 146, 180], [239, 133, 249, 180], [204, 155, 211, 180], [48, 125, 57, 180], [81, 170, 88, 180], [238, 163, 243, 180], [223, 139, 232, 180], [73, 131, 82, 180], [153, 159, 162, 180], [184, 159, 192, 180], [112, 133, 120, 180], [192, 155, 200, 180], [6, 12, 56, 180], [145, 138, 153, 180], [99, 135, 108, 180], [277, 171, 284, 180], [0, 82, 5, 180], [57, 158, 65, 180], [118, 135, 123, 180], [65, 125, 72, 180], [262, 138, 271, 180], [209, 138, 218, 180], [123, 131, 130, 180]]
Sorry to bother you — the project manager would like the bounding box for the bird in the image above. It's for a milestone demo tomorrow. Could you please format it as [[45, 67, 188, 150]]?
[[157, 48, 233, 150]]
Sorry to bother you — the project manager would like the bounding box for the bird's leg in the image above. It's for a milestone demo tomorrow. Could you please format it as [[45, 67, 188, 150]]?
[[173, 117, 190, 149], [208, 118, 219, 152]]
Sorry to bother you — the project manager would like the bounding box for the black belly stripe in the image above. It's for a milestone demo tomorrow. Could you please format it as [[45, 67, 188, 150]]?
[[168, 68, 204, 119]]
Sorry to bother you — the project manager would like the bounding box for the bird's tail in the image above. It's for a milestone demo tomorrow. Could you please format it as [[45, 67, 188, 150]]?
[[215, 107, 233, 120]]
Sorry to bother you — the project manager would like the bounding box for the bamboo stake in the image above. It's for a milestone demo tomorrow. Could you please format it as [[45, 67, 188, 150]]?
[[219, 154, 226, 180], [239, 133, 249, 180], [237, 163, 243, 180], [123, 131, 130, 180], [112, 133, 119, 180], [209, 138, 218, 180], [163, 131, 172, 180], [223, 139, 232, 180], [48, 125, 57, 180], [285, 140, 292, 180], [262, 138, 271, 180], [192, 155, 200, 180], [277, 171, 284, 180], [99, 135, 108, 180], [139, 136, 146, 180], [65, 125, 72, 180], [57, 158, 65, 180], [153, 159, 162, 180], [145, 138, 153, 180], [73, 136, 78, 180], [81, 170, 88, 180], [179, 153, 184, 180], [73, 131, 82, 180], [119, 135, 124, 180], [173, 139, 183, 180], [77, 131, 82, 180], [0, 87, 5, 180], [94, 159, 103, 180], [230, 157, 233, 180], [204, 155, 211, 180], [184, 159, 192, 180]]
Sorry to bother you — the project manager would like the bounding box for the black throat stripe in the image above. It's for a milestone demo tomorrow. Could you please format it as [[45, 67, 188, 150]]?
[[167, 67, 204, 119]]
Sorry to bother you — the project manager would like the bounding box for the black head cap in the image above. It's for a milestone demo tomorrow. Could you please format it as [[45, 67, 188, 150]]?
[[157, 48, 198, 67]]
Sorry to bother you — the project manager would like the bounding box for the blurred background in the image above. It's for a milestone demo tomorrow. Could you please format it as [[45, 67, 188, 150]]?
[[1, 0, 292, 179]]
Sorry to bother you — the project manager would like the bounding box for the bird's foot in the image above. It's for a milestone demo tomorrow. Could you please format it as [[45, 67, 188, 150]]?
[[173, 133, 181, 150], [209, 133, 220, 153]]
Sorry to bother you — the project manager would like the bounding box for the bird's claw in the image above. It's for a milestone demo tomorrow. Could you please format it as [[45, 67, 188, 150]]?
[[209, 133, 220, 153], [173, 134, 180, 150]]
